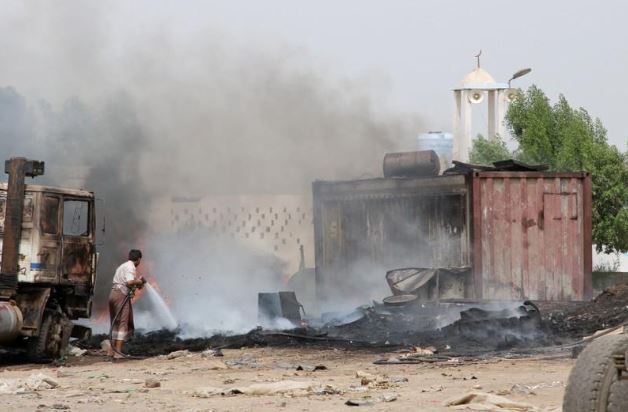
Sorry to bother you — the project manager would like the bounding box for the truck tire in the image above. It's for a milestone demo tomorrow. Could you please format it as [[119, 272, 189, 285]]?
[[607, 365, 628, 412], [26, 312, 71, 362], [563, 334, 628, 412]]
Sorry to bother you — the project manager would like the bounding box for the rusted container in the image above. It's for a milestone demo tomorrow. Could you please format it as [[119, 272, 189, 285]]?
[[383, 150, 440, 178], [312, 171, 592, 303], [471, 172, 592, 302]]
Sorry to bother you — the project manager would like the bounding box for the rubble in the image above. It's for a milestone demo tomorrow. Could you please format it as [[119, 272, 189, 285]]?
[[380, 393, 398, 402], [345, 393, 398, 406], [67, 345, 87, 357], [80, 302, 546, 359], [190, 380, 319, 397], [275, 362, 327, 371], [374, 353, 452, 364], [410, 345, 437, 354], [200, 348, 223, 358], [355, 370, 407, 390], [0, 345, 572, 411], [0, 373, 59, 394], [311, 384, 342, 395], [189, 386, 226, 398], [225, 356, 259, 368], [422, 385, 444, 393], [205, 360, 229, 370], [345, 397, 374, 407], [445, 391, 542, 411], [145, 378, 161, 388], [69, 285, 628, 367], [544, 284, 628, 339], [164, 349, 190, 359]]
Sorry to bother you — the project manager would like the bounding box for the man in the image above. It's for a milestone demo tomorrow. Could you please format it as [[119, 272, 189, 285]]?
[[108, 249, 146, 358]]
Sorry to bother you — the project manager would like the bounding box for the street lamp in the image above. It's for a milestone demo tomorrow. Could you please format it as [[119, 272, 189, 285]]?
[[508, 68, 532, 87]]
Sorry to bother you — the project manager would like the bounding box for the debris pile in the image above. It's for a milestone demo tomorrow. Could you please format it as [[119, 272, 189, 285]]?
[[188, 380, 336, 398], [0, 373, 59, 395], [445, 391, 543, 411], [545, 284, 628, 338], [80, 300, 545, 358], [74, 285, 628, 359]]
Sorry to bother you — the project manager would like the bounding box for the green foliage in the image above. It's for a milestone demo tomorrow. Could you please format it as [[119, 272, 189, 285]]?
[[499, 85, 628, 254], [469, 134, 513, 165]]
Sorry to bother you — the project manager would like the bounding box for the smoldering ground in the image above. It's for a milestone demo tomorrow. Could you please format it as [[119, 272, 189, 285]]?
[[0, 3, 420, 334]]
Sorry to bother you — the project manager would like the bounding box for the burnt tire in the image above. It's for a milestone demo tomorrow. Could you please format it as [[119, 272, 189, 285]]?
[[26, 312, 71, 362], [608, 363, 628, 412], [563, 334, 628, 412]]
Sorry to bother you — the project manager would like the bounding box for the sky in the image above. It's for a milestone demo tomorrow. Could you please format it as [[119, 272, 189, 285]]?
[[1, 0, 626, 149]]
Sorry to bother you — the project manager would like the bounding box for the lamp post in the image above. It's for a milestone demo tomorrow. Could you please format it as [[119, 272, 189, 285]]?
[[508, 68, 532, 87]]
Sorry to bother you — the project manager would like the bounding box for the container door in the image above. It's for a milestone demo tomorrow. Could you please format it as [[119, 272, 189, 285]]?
[[319, 203, 343, 299], [543, 192, 581, 300], [60, 198, 94, 286]]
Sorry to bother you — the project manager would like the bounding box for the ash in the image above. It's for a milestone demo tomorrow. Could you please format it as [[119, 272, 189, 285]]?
[[79, 284, 628, 358], [82, 300, 548, 357]]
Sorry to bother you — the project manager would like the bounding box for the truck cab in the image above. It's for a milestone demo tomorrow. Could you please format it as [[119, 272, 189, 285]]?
[[0, 175, 97, 359]]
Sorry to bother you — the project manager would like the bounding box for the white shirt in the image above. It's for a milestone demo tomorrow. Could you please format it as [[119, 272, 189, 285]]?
[[112, 260, 137, 294]]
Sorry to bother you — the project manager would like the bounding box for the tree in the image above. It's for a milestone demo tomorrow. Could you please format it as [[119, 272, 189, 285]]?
[[469, 85, 628, 254], [469, 134, 513, 165]]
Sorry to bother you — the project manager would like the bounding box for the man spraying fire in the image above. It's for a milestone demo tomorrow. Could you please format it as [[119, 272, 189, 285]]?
[[108, 249, 146, 358]]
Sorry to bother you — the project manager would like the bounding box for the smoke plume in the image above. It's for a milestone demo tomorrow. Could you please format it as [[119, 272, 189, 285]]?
[[0, 2, 421, 333]]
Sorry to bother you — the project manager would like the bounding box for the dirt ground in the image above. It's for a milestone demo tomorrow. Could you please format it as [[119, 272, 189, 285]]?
[[1, 348, 573, 411]]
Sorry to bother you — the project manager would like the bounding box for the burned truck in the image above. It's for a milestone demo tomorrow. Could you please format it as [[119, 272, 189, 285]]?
[[0, 158, 96, 360]]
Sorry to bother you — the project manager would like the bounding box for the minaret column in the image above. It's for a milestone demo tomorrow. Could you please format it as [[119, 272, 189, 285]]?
[[488, 90, 496, 138]]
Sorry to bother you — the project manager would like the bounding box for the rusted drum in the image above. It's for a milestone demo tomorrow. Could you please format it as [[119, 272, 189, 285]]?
[[383, 150, 440, 178], [0, 301, 23, 342], [383, 294, 418, 306]]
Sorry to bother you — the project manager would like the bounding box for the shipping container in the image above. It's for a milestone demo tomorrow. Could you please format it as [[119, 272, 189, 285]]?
[[312, 171, 592, 303]]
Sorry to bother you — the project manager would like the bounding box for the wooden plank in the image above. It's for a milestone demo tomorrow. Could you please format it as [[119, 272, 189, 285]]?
[[536, 178, 547, 300], [583, 174, 593, 300], [471, 174, 483, 300], [482, 178, 494, 298], [492, 178, 507, 299], [544, 178, 561, 300], [564, 179, 577, 299], [521, 177, 532, 299], [509, 178, 523, 299]]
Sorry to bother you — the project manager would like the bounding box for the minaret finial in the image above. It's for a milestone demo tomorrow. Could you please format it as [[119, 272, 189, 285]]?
[[475, 50, 482, 69]]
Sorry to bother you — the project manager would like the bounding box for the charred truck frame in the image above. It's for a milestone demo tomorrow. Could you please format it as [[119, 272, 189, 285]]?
[[0, 158, 96, 360], [313, 156, 592, 305]]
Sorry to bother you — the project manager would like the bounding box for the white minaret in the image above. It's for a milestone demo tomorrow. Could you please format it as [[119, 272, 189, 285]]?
[[453, 52, 515, 162]]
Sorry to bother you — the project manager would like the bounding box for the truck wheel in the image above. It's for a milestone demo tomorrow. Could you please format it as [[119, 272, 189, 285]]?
[[608, 363, 628, 412], [563, 334, 628, 412], [26, 312, 71, 362]]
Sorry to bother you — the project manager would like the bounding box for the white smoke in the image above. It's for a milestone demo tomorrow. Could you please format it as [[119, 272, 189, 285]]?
[[132, 230, 288, 336], [0, 2, 422, 336]]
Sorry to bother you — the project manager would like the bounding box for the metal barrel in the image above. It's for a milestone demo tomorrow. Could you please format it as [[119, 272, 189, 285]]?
[[383, 150, 440, 178], [0, 301, 23, 342]]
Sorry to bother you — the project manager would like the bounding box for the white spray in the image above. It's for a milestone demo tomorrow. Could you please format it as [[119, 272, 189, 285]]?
[[141, 283, 178, 331]]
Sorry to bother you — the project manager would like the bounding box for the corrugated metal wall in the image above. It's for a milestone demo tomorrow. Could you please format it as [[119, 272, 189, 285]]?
[[473, 172, 592, 301], [313, 176, 470, 303]]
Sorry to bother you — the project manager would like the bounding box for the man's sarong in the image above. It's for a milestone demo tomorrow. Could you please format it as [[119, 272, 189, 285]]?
[[109, 288, 134, 341]]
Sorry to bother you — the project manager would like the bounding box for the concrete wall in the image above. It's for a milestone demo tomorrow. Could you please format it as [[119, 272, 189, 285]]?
[[592, 271, 628, 295]]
